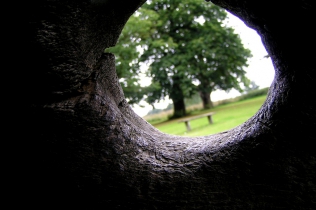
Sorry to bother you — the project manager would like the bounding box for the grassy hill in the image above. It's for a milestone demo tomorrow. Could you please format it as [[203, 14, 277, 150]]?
[[143, 88, 269, 137]]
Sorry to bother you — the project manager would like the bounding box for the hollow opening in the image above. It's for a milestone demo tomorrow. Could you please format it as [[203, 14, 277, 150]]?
[[106, 0, 275, 137], [25, 0, 315, 208]]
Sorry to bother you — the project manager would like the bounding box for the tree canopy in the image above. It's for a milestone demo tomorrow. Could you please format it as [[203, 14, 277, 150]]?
[[107, 0, 252, 117], [140, 0, 252, 117]]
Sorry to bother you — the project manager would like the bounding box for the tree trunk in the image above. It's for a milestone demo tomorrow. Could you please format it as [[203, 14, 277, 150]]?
[[199, 90, 213, 109], [22, 0, 316, 209], [171, 97, 186, 118], [170, 82, 186, 118]]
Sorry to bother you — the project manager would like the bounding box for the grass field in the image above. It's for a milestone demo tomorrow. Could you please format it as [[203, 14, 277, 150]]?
[[148, 95, 267, 137]]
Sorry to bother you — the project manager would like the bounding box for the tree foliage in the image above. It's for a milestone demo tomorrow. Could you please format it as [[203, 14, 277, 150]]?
[[140, 0, 252, 116], [107, 0, 252, 117]]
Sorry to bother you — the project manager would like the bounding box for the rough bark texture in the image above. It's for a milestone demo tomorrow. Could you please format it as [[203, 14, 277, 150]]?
[[23, 0, 316, 209]]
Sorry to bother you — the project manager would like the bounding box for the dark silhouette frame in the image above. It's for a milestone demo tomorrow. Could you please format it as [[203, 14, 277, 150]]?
[[23, 0, 315, 209]]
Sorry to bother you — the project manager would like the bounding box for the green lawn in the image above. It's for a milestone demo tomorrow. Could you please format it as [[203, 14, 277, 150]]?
[[151, 95, 266, 137]]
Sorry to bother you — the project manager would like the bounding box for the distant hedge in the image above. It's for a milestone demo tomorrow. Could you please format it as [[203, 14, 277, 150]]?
[[214, 87, 269, 106], [145, 87, 269, 117], [237, 87, 269, 101]]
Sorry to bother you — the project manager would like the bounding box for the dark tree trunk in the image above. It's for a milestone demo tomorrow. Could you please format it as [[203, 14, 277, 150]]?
[[199, 90, 213, 109], [21, 0, 316, 209], [171, 97, 186, 118], [170, 79, 186, 118]]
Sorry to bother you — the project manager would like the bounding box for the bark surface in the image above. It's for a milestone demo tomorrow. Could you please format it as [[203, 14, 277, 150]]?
[[23, 0, 316, 209]]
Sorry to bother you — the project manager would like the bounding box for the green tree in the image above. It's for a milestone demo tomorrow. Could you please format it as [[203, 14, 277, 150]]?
[[188, 21, 252, 108], [139, 0, 252, 116]]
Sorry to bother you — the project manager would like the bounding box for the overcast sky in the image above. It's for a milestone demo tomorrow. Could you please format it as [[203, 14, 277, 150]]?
[[132, 12, 275, 117]]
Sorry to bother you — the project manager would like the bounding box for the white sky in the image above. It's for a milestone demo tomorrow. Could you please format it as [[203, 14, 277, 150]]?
[[132, 12, 275, 117]]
